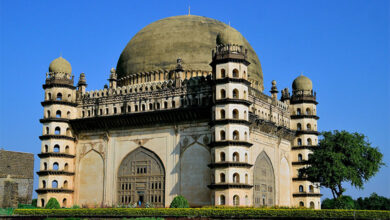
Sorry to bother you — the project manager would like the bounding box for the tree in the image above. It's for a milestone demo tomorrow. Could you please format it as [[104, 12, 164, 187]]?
[[45, 198, 60, 209], [356, 193, 390, 210], [321, 196, 356, 209], [299, 130, 384, 199], [169, 195, 189, 208]]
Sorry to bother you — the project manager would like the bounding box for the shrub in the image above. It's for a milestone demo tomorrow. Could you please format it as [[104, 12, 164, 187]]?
[[169, 195, 189, 208], [45, 198, 60, 209], [322, 196, 355, 209], [71, 205, 80, 209], [31, 199, 37, 207]]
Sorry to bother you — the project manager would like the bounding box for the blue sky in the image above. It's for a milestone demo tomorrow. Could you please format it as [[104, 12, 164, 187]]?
[[0, 0, 389, 200]]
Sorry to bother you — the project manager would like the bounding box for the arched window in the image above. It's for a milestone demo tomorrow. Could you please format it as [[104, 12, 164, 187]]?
[[56, 93, 62, 101], [306, 108, 311, 115], [220, 195, 225, 205], [135, 105, 138, 112], [297, 108, 301, 115], [232, 89, 239, 98], [233, 130, 239, 140], [47, 110, 51, 118], [44, 145, 48, 152], [220, 89, 226, 98], [46, 127, 49, 135], [233, 195, 240, 206], [127, 106, 131, 112], [62, 198, 67, 207], [245, 174, 248, 184], [41, 199, 45, 207], [64, 163, 69, 171], [307, 138, 312, 145], [233, 152, 239, 162], [53, 162, 59, 171], [66, 128, 71, 136], [244, 111, 247, 120], [55, 127, 60, 135], [42, 180, 46, 188], [172, 101, 176, 108], [65, 146, 69, 154], [298, 154, 303, 162], [310, 201, 315, 208], [299, 185, 304, 192], [299, 201, 304, 207], [297, 123, 302, 131], [243, 71, 246, 79], [245, 153, 248, 162], [309, 185, 314, 193], [244, 90, 247, 99], [149, 103, 153, 110], [297, 138, 302, 146], [233, 69, 239, 78], [220, 152, 226, 162], [52, 180, 58, 188], [43, 162, 47, 170], [56, 110, 61, 118], [220, 173, 225, 183], [63, 181, 68, 189], [220, 109, 225, 119], [307, 123, 311, 130], [164, 102, 168, 109], [233, 173, 240, 183], [67, 111, 71, 118], [244, 132, 248, 141], [114, 107, 117, 114], [53, 145, 60, 153], [233, 109, 239, 119], [105, 108, 109, 114], [221, 69, 226, 78], [156, 103, 160, 109], [220, 130, 226, 140], [47, 93, 52, 100]]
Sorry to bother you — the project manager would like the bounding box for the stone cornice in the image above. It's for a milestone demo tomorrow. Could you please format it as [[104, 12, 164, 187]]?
[[291, 145, 317, 151], [41, 100, 78, 107], [38, 153, 75, 159], [209, 119, 251, 127], [214, 78, 251, 86], [215, 98, 251, 106], [39, 135, 76, 141], [43, 83, 76, 90], [293, 193, 322, 197], [36, 170, 75, 176], [292, 161, 309, 165], [208, 162, 253, 169], [250, 114, 295, 141], [296, 130, 320, 135], [208, 141, 253, 148], [70, 106, 211, 132], [40, 118, 70, 123], [291, 115, 320, 120], [208, 183, 253, 189], [36, 188, 74, 194]]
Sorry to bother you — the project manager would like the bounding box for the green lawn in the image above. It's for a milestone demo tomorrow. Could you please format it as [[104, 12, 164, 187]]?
[[0, 208, 14, 216]]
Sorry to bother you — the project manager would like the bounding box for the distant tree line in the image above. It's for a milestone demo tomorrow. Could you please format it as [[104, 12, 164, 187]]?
[[322, 193, 390, 210]]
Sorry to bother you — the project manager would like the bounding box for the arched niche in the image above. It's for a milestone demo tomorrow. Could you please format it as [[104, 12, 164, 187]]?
[[279, 157, 291, 206], [117, 147, 165, 207], [253, 151, 275, 207], [180, 143, 211, 206], [78, 150, 104, 206]]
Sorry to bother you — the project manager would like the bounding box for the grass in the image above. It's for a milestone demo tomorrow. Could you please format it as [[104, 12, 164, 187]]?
[[0, 208, 14, 216]]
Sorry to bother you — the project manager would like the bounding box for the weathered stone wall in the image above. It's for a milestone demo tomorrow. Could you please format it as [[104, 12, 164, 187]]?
[[0, 150, 34, 207]]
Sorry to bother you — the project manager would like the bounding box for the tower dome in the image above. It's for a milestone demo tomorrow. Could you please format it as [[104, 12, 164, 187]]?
[[116, 15, 263, 91], [292, 75, 313, 91], [49, 57, 72, 74]]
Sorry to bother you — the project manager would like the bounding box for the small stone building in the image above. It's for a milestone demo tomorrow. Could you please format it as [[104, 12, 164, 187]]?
[[0, 149, 34, 208]]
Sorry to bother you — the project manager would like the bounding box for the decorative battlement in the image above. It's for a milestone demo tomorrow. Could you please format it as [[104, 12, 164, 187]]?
[[45, 72, 74, 86], [290, 90, 317, 104], [212, 44, 248, 61]]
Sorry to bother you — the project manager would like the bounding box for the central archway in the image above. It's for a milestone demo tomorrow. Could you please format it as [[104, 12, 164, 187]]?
[[117, 147, 165, 207], [253, 151, 275, 207]]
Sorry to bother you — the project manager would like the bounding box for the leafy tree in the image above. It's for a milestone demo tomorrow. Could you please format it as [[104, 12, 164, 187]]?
[[322, 196, 356, 209], [299, 130, 384, 199], [45, 198, 60, 209], [356, 193, 390, 210], [31, 199, 37, 207], [169, 195, 189, 208]]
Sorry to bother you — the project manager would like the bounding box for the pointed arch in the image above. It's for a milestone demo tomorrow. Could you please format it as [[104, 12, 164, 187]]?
[[253, 151, 275, 207], [117, 146, 165, 207]]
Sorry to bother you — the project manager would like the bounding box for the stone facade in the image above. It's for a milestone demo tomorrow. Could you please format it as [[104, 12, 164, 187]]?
[[37, 15, 321, 209], [0, 150, 34, 208]]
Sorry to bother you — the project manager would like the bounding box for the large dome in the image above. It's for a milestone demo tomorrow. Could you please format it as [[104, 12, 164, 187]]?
[[116, 15, 264, 91]]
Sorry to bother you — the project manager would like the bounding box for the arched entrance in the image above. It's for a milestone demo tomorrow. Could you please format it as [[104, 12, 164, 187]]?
[[253, 151, 275, 207], [117, 147, 165, 207]]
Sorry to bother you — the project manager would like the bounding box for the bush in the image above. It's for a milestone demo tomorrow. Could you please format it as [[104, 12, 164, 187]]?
[[31, 199, 37, 207], [45, 198, 60, 209], [71, 205, 80, 209], [12, 208, 390, 219], [321, 196, 355, 209], [169, 195, 189, 208]]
